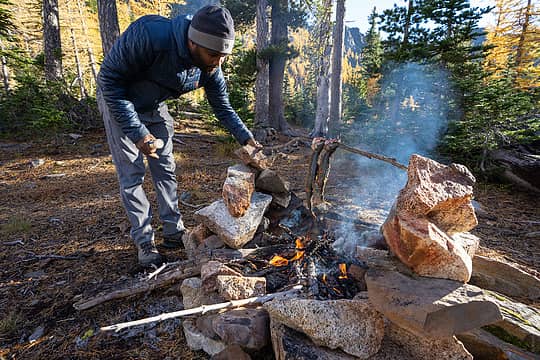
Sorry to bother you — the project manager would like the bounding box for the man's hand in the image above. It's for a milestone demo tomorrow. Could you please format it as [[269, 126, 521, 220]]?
[[246, 138, 263, 151], [136, 134, 160, 159]]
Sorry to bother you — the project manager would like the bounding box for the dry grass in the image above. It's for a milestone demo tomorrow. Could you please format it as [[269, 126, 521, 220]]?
[[0, 216, 31, 237]]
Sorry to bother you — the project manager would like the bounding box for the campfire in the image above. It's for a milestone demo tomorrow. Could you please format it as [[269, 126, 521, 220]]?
[[79, 141, 539, 359]]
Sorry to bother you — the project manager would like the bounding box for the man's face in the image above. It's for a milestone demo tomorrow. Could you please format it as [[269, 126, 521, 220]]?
[[189, 41, 228, 74]]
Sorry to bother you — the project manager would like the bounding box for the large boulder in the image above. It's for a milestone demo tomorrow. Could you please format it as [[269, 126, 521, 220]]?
[[396, 155, 477, 233], [382, 154, 479, 282], [382, 207, 473, 282]]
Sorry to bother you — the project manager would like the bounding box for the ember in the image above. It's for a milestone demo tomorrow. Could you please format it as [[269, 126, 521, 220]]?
[[338, 263, 348, 279], [269, 255, 289, 267]]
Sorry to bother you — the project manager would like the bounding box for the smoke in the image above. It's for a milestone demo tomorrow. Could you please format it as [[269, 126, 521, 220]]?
[[332, 62, 454, 254]]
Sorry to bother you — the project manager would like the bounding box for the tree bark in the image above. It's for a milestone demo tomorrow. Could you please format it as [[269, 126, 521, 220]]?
[[515, 0, 532, 70], [311, 44, 331, 137], [269, 0, 291, 135], [329, 0, 345, 136], [0, 40, 9, 92], [76, 0, 98, 84], [97, 0, 120, 56], [70, 28, 87, 98], [254, 0, 270, 141], [42, 0, 63, 81]]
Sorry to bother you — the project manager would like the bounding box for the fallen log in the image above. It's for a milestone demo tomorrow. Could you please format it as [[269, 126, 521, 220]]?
[[101, 284, 303, 332], [73, 260, 198, 311]]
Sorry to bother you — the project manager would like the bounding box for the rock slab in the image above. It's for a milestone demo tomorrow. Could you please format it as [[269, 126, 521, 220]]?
[[195, 192, 272, 249], [386, 321, 473, 360], [264, 298, 384, 358], [471, 255, 540, 301], [216, 275, 266, 300], [365, 269, 503, 338], [212, 308, 270, 350], [234, 144, 271, 170]]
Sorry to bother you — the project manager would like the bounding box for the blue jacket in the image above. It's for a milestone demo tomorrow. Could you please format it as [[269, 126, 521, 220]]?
[[97, 15, 253, 145]]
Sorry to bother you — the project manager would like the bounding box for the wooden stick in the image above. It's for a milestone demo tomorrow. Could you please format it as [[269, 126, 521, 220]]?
[[74, 261, 198, 311], [101, 285, 302, 332], [336, 143, 407, 170]]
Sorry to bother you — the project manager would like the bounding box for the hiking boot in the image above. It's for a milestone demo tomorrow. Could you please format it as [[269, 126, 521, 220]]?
[[162, 230, 186, 249], [137, 241, 164, 267]]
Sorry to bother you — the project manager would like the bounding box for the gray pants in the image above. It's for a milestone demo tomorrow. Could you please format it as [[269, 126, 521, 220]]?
[[100, 95, 185, 245]]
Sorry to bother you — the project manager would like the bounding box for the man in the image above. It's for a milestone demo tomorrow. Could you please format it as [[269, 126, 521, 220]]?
[[98, 6, 261, 267]]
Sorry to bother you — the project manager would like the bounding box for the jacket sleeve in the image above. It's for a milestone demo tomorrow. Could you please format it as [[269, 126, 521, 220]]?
[[204, 68, 253, 145], [97, 20, 155, 143]]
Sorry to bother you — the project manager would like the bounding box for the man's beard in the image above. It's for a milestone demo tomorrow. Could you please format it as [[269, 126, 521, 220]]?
[[192, 48, 218, 74]]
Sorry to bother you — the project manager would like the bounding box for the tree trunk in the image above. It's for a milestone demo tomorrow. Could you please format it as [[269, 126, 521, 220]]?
[[269, 0, 291, 135], [401, 0, 414, 51], [254, 0, 270, 141], [311, 44, 331, 137], [0, 40, 9, 92], [76, 0, 98, 84], [97, 0, 120, 56], [70, 28, 87, 98], [515, 0, 531, 69], [329, 0, 345, 136], [42, 0, 63, 81]]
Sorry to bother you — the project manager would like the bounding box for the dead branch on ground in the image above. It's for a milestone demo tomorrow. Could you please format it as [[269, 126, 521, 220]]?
[[101, 284, 302, 332], [74, 260, 198, 311]]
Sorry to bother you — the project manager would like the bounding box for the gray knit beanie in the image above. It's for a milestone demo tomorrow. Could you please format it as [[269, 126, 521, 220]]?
[[188, 6, 235, 54]]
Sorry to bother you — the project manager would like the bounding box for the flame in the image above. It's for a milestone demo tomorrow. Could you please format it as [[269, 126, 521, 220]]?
[[322, 273, 327, 284], [289, 250, 304, 261], [295, 237, 305, 250], [270, 255, 289, 267], [338, 263, 348, 279]]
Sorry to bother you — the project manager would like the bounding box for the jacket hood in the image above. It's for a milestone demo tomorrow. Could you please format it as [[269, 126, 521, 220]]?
[[171, 15, 194, 66]]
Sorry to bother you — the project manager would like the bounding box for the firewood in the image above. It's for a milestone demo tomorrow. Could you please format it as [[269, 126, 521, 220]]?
[[336, 142, 407, 170], [305, 139, 325, 215], [100, 285, 303, 332], [73, 260, 198, 311], [316, 141, 339, 203]]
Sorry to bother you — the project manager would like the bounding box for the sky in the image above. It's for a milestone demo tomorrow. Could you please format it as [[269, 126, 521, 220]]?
[[344, 0, 496, 33]]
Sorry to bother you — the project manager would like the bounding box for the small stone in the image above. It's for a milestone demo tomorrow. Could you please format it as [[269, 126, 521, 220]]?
[[211, 345, 252, 360], [204, 235, 225, 250], [28, 325, 45, 343], [180, 277, 224, 309], [234, 144, 271, 170], [201, 261, 243, 293], [191, 224, 213, 243], [216, 275, 266, 300], [30, 159, 45, 168], [212, 308, 270, 350], [183, 319, 226, 356], [271, 192, 291, 208], [255, 169, 289, 193]]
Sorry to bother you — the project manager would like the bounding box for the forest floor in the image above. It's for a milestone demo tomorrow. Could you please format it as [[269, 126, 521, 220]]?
[[0, 118, 538, 359]]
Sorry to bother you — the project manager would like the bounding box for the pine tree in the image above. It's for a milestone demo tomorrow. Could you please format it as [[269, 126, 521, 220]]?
[[361, 7, 383, 76]]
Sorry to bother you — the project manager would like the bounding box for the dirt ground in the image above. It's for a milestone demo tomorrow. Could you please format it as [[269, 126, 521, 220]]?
[[0, 119, 538, 359]]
